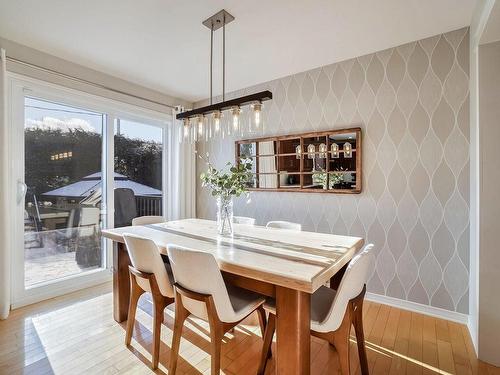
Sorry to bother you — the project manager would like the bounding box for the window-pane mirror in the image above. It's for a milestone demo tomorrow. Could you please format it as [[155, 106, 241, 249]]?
[[235, 128, 361, 193]]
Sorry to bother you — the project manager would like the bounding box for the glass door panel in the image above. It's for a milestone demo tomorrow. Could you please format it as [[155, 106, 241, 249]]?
[[114, 119, 164, 227], [24, 97, 105, 287]]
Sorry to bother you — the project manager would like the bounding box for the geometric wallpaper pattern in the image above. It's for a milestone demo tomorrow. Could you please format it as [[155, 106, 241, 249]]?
[[196, 28, 470, 313]]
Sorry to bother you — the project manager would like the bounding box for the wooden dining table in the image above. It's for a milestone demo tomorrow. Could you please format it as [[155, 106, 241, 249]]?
[[102, 218, 364, 375]]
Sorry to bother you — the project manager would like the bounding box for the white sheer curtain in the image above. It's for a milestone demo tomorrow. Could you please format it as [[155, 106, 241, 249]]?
[[166, 107, 196, 220], [0, 49, 10, 319], [258, 141, 277, 188]]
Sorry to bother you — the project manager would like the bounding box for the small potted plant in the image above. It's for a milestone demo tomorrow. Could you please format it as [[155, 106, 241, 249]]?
[[312, 167, 344, 189], [199, 153, 253, 235]]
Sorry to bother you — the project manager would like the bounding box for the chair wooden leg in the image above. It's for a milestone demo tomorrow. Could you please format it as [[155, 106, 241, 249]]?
[[256, 305, 267, 338], [152, 295, 167, 370], [209, 326, 223, 375], [331, 308, 352, 375], [125, 275, 144, 346], [169, 299, 188, 375], [257, 313, 276, 375], [352, 286, 369, 375]]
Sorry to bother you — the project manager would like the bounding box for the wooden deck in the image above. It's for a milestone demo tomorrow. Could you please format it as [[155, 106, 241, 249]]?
[[24, 228, 101, 286], [0, 282, 498, 375]]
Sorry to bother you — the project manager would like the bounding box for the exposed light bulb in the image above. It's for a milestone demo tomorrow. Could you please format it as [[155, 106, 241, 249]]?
[[307, 144, 316, 159], [319, 143, 327, 159], [183, 118, 190, 140], [253, 103, 261, 128], [295, 145, 302, 159], [197, 115, 204, 137], [343, 142, 352, 158], [213, 111, 221, 134], [232, 107, 241, 132], [331, 143, 339, 158]]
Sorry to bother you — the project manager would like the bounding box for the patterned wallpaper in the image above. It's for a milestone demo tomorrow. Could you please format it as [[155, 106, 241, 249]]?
[[196, 28, 470, 313]]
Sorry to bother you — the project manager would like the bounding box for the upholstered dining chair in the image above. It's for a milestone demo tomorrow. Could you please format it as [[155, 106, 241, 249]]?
[[132, 215, 164, 226], [257, 244, 375, 375], [266, 220, 302, 231], [167, 245, 267, 375], [233, 216, 256, 225], [122, 234, 175, 370]]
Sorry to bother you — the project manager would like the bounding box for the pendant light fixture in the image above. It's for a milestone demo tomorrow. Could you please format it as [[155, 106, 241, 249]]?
[[295, 145, 302, 159], [318, 143, 327, 159], [343, 142, 352, 158], [177, 9, 272, 141], [212, 111, 222, 135], [232, 107, 241, 132], [331, 142, 339, 158], [307, 144, 316, 159]]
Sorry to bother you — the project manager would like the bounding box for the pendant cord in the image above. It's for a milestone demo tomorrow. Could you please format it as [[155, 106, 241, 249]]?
[[210, 23, 214, 106], [222, 14, 226, 102]]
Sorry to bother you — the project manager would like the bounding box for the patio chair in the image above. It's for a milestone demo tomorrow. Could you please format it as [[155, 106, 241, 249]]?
[[114, 188, 137, 228], [75, 206, 101, 267]]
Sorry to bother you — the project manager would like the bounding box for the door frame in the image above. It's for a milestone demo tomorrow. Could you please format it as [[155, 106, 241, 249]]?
[[7, 73, 170, 308]]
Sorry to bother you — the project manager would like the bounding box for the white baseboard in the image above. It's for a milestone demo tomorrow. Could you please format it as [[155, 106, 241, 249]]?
[[366, 292, 469, 325], [467, 316, 479, 355], [11, 271, 112, 310]]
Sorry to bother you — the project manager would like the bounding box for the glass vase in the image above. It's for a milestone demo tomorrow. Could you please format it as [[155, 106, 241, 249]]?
[[216, 196, 233, 235]]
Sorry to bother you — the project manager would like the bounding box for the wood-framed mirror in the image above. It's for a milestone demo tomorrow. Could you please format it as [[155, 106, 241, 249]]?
[[235, 127, 362, 194]]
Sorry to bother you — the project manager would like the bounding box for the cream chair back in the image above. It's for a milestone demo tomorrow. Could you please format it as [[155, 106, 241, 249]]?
[[167, 245, 236, 323], [316, 244, 374, 333], [266, 220, 302, 231], [233, 216, 256, 225], [123, 233, 174, 298], [132, 215, 164, 226], [78, 207, 100, 236]]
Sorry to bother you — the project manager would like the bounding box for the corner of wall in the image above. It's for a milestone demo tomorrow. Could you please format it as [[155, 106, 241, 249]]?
[[466, 0, 498, 358]]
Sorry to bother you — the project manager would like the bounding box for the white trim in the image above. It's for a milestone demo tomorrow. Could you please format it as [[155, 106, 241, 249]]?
[[7, 72, 171, 125], [467, 316, 478, 352], [104, 114, 115, 270], [7, 73, 171, 309], [366, 292, 469, 325], [467, 0, 497, 355], [11, 270, 111, 309]]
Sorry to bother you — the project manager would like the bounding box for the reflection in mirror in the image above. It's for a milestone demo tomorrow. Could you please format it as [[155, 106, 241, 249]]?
[[279, 138, 301, 188], [258, 141, 277, 188], [235, 127, 362, 193], [279, 154, 300, 174], [328, 172, 356, 190], [239, 142, 256, 158], [258, 140, 276, 156], [279, 138, 300, 155], [240, 157, 257, 174], [245, 174, 257, 188], [279, 172, 300, 188], [328, 132, 357, 190]]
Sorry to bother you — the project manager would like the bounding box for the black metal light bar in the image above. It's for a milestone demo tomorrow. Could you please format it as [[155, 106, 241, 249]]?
[[176, 90, 272, 120]]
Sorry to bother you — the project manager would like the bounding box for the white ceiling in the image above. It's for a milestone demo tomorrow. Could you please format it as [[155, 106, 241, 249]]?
[[0, 0, 478, 102]]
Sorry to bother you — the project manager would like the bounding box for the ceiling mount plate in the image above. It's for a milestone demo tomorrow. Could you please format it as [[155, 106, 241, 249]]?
[[202, 9, 235, 31]]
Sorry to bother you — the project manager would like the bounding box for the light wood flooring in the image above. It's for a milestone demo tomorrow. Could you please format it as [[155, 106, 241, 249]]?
[[0, 282, 498, 375]]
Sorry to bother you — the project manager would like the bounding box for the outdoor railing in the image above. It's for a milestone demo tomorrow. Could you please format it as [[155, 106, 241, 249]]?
[[135, 195, 162, 217]]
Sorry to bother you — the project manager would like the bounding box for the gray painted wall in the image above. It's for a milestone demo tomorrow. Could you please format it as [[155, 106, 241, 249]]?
[[196, 28, 470, 313], [478, 39, 500, 366]]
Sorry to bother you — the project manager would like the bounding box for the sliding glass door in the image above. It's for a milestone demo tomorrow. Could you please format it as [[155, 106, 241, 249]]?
[[23, 97, 106, 287], [113, 119, 164, 227], [9, 76, 168, 306]]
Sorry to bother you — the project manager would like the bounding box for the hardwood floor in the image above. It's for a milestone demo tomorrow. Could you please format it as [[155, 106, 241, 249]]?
[[0, 283, 498, 375]]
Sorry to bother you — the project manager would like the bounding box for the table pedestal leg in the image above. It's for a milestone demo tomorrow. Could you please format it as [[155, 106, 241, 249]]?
[[275, 286, 311, 375], [113, 242, 131, 323]]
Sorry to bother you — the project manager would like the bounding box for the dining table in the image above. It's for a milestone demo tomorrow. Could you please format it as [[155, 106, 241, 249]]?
[[101, 218, 365, 375]]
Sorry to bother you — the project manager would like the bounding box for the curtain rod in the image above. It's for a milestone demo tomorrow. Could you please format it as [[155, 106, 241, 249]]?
[[6, 56, 176, 110]]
